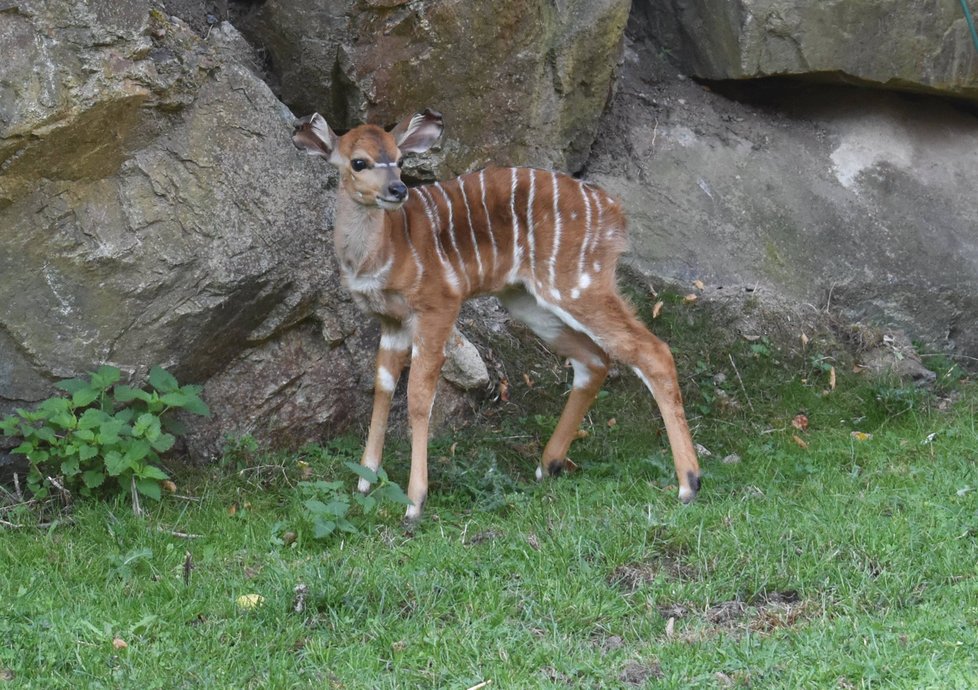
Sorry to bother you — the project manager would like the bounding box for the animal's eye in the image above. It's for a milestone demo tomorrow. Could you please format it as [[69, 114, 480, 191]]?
[[397, 158, 405, 169], [351, 159, 369, 172]]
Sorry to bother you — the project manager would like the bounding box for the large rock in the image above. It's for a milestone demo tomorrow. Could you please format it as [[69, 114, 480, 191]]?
[[587, 26, 978, 357], [231, 0, 631, 173], [640, 0, 978, 102], [0, 3, 371, 458]]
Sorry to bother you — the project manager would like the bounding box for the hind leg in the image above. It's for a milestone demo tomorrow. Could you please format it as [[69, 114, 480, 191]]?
[[498, 288, 610, 479], [560, 293, 701, 502]]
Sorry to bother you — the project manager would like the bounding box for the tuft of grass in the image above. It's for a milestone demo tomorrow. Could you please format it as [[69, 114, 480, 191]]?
[[2, 292, 977, 688]]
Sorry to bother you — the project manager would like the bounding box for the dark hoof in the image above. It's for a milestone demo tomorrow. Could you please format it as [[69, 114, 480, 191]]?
[[679, 471, 701, 504]]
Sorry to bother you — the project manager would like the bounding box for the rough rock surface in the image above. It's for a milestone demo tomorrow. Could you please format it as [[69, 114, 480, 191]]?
[[230, 0, 631, 173], [639, 0, 978, 102], [0, 4, 367, 459], [587, 18, 978, 357]]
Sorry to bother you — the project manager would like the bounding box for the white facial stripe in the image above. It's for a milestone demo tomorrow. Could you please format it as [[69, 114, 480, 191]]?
[[373, 162, 399, 168]]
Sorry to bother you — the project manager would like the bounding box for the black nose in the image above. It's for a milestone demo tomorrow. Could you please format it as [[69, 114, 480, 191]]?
[[388, 181, 407, 201]]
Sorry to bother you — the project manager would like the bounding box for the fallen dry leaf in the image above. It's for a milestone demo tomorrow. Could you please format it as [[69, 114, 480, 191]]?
[[693, 279, 705, 290], [522, 372, 534, 388], [162, 480, 177, 493], [574, 429, 589, 440], [665, 616, 676, 638], [607, 418, 618, 429], [791, 414, 809, 431], [652, 300, 664, 319], [236, 593, 264, 609], [112, 638, 128, 650], [828, 366, 837, 391], [526, 533, 541, 551], [297, 460, 313, 480], [800, 332, 809, 348], [683, 293, 698, 304], [850, 431, 872, 442], [498, 378, 510, 402], [227, 502, 237, 516], [791, 435, 809, 449]]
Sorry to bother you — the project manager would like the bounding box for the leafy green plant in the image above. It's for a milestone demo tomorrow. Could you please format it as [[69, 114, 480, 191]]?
[[0, 365, 209, 502], [289, 462, 412, 540]]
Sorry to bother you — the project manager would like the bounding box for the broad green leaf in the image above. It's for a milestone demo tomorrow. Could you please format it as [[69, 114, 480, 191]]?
[[78, 408, 110, 430], [39, 397, 71, 415], [50, 412, 76, 430], [353, 494, 377, 512], [60, 457, 80, 477], [78, 443, 98, 461], [345, 461, 378, 484], [303, 499, 329, 515], [138, 465, 168, 481], [27, 449, 49, 463], [34, 426, 57, 443], [54, 378, 89, 394], [312, 519, 336, 539], [376, 482, 413, 506], [74, 429, 95, 442], [71, 387, 100, 407], [123, 439, 151, 464], [336, 518, 358, 534], [82, 470, 105, 488], [299, 480, 345, 492], [134, 478, 162, 500], [321, 500, 350, 517], [113, 385, 151, 403], [148, 366, 178, 394], [160, 391, 189, 408], [90, 365, 121, 390], [1, 416, 19, 434], [104, 450, 129, 476], [12, 442, 33, 456], [133, 413, 161, 441], [150, 433, 175, 453], [98, 419, 125, 445]]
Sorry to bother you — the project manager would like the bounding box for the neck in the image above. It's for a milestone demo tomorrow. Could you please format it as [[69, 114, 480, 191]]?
[[334, 191, 390, 275]]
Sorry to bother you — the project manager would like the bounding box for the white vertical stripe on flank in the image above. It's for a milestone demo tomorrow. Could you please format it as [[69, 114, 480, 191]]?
[[508, 168, 524, 284], [400, 206, 424, 290], [479, 170, 498, 277], [435, 182, 471, 292], [526, 169, 539, 291], [573, 182, 593, 299], [548, 172, 563, 300], [458, 176, 484, 284], [417, 187, 460, 293]]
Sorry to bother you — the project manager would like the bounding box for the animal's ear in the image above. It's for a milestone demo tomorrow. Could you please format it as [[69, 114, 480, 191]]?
[[292, 113, 338, 161], [390, 108, 444, 154]]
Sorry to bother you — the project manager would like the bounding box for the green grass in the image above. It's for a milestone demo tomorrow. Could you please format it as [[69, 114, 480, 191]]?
[[2, 296, 978, 688]]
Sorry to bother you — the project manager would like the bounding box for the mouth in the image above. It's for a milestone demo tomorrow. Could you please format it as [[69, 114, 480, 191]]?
[[376, 196, 406, 210]]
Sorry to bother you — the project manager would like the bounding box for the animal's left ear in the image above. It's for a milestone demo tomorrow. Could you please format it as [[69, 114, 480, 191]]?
[[390, 108, 444, 154], [292, 113, 339, 161]]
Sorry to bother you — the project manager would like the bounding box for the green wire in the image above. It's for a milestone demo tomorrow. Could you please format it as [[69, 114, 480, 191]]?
[[961, 0, 978, 54]]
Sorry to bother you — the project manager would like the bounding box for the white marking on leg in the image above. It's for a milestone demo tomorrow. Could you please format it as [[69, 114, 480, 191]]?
[[380, 328, 412, 353], [418, 187, 461, 293], [570, 359, 593, 389], [632, 366, 655, 395], [548, 172, 563, 298], [679, 485, 696, 502], [357, 476, 372, 493], [535, 465, 544, 481], [405, 503, 422, 520], [377, 366, 396, 393], [479, 170, 498, 277], [458, 176, 484, 284], [435, 182, 471, 292]]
